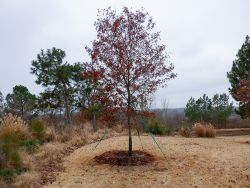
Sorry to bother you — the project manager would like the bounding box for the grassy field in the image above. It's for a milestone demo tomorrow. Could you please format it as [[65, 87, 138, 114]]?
[[45, 135, 250, 188]]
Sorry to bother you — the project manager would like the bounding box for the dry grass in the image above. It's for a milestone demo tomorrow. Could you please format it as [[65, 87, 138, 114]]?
[[0, 113, 30, 140], [193, 123, 216, 137], [112, 124, 124, 133], [13, 171, 40, 188], [34, 142, 67, 163], [179, 126, 191, 137], [0, 113, 27, 128], [193, 123, 206, 137], [205, 124, 216, 137], [0, 120, 162, 187], [46, 135, 250, 188], [19, 150, 34, 170]]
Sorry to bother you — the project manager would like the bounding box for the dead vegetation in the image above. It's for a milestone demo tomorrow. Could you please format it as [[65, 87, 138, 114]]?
[[0, 113, 249, 187], [46, 135, 250, 188], [193, 122, 216, 137]]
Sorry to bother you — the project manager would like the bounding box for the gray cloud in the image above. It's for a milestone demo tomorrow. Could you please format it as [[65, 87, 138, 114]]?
[[0, 0, 249, 107]]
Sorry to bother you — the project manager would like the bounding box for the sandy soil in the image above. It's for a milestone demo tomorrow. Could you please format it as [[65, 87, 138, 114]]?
[[45, 135, 250, 188]]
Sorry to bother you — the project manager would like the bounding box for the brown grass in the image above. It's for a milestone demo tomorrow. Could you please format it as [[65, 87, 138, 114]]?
[[193, 123, 216, 137], [193, 123, 206, 137], [46, 135, 250, 188], [179, 126, 191, 137], [13, 171, 40, 188], [205, 124, 216, 137]]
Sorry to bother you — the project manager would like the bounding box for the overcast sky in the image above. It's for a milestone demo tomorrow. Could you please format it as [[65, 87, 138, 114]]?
[[0, 0, 249, 108]]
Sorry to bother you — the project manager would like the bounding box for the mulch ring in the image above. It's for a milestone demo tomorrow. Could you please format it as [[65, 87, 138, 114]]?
[[94, 150, 155, 166], [245, 141, 250, 144]]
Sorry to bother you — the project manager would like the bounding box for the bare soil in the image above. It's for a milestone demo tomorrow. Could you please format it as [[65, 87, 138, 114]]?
[[45, 135, 250, 188]]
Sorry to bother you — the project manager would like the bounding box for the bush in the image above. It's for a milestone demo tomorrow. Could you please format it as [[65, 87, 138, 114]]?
[[29, 119, 46, 140], [193, 123, 206, 137], [0, 114, 29, 141], [0, 114, 26, 128], [193, 123, 216, 137], [205, 124, 216, 137], [179, 126, 191, 137], [0, 114, 30, 183], [146, 118, 166, 135]]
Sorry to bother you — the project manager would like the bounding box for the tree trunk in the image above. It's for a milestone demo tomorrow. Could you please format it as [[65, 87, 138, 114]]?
[[127, 89, 132, 156], [128, 111, 132, 156]]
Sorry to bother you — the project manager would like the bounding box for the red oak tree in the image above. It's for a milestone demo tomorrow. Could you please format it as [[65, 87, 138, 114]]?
[[234, 79, 250, 117], [85, 7, 176, 155]]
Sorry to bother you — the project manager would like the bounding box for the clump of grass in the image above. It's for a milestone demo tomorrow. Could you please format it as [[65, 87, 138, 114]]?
[[179, 126, 191, 137], [193, 123, 206, 137], [205, 124, 216, 137], [193, 123, 216, 137], [0, 114, 31, 183]]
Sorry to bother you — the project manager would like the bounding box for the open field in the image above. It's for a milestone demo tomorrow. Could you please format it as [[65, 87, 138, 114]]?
[[45, 135, 250, 188]]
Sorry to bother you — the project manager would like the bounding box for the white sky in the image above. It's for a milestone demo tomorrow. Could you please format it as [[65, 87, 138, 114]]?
[[0, 0, 249, 108]]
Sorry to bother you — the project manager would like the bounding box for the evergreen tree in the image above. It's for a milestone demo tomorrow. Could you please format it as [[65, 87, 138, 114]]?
[[5, 85, 36, 119], [185, 93, 233, 127], [227, 35, 250, 117], [31, 48, 83, 124]]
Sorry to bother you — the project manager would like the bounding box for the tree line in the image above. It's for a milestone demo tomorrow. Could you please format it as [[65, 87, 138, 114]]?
[[185, 35, 250, 126], [0, 7, 249, 144]]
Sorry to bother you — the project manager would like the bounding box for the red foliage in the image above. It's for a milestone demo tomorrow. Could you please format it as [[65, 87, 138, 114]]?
[[85, 7, 176, 114], [138, 110, 155, 119], [235, 79, 250, 117]]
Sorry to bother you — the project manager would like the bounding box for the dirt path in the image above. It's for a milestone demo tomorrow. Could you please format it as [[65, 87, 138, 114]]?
[[45, 136, 250, 188]]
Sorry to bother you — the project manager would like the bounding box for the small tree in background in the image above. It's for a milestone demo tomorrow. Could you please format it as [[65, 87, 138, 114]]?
[[211, 93, 234, 126], [185, 93, 233, 127], [227, 35, 250, 118], [85, 7, 176, 155], [185, 97, 200, 122], [5, 85, 36, 119], [185, 94, 212, 122], [0, 91, 4, 117], [77, 69, 105, 131]]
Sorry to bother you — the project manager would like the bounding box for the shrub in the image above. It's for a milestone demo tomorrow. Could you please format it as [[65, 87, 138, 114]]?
[[193, 123, 216, 137], [0, 114, 29, 141], [29, 119, 46, 140], [205, 124, 216, 137], [0, 114, 26, 128], [193, 123, 206, 137], [179, 126, 191, 137], [0, 114, 30, 183], [146, 118, 166, 135]]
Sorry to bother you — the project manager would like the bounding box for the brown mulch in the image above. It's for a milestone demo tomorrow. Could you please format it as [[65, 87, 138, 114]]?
[[94, 150, 155, 166]]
